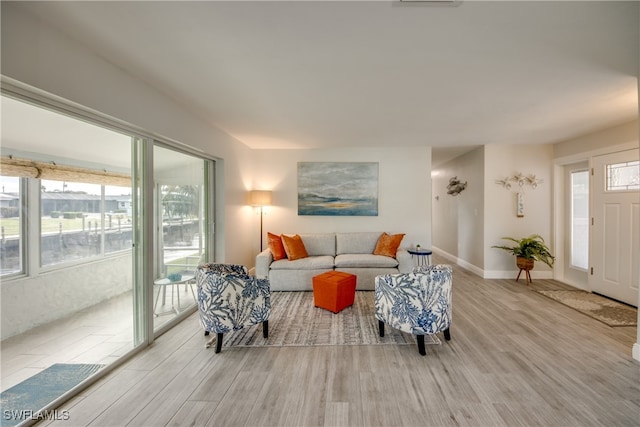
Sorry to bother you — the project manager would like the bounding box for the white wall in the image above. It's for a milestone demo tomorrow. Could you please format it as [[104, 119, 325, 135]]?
[[432, 147, 485, 273], [484, 144, 554, 278], [248, 147, 432, 260], [1, 256, 131, 339], [554, 120, 639, 162]]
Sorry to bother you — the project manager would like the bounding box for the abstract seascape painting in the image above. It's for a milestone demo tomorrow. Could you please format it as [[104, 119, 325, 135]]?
[[297, 162, 378, 216]]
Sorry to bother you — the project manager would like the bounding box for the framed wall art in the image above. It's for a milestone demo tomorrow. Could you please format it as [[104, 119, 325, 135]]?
[[297, 162, 379, 216]]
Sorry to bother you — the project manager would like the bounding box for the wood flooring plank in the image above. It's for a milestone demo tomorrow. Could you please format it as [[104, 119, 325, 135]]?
[[46, 369, 149, 426], [206, 370, 272, 427], [3, 256, 638, 427], [166, 400, 215, 427], [187, 348, 251, 403], [126, 346, 220, 426], [323, 401, 350, 427], [87, 346, 202, 426]]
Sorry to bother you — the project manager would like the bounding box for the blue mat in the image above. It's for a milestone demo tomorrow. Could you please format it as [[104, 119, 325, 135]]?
[[1, 363, 103, 426]]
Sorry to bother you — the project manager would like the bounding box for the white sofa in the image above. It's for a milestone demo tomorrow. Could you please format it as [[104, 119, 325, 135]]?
[[255, 232, 412, 291]]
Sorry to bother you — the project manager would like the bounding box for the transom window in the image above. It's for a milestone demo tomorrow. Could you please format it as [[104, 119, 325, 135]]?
[[606, 160, 639, 191]]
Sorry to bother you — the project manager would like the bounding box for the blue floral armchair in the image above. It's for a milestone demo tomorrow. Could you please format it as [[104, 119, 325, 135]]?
[[196, 263, 270, 353], [375, 264, 452, 355]]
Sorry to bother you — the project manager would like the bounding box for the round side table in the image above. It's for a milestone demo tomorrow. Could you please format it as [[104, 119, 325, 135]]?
[[407, 249, 433, 266], [153, 273, 195, 316]]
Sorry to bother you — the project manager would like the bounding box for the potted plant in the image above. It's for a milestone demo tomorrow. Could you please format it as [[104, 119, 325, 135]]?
[[492, 234, 555, 274]]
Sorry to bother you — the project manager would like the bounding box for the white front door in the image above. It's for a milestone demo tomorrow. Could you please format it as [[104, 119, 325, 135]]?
[[590, 149, 639, 307]]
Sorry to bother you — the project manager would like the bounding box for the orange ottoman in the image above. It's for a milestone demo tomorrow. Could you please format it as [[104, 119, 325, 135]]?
[[313, 271, 357, 313]]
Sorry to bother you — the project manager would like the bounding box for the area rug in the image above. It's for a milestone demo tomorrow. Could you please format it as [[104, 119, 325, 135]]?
[[0, 363, 104, 427], [535, 290, 637, 327], [223, 291, 441, 348]]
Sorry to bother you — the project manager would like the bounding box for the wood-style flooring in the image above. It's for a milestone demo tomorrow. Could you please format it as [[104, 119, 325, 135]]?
[[27, 258, 640, 426]]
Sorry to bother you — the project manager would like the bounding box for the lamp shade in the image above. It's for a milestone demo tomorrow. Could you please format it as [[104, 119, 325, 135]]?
[[248, 190, 272, 206]]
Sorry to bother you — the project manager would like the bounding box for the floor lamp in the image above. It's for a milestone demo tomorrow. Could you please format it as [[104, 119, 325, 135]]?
[[248, 190, 272, 251]]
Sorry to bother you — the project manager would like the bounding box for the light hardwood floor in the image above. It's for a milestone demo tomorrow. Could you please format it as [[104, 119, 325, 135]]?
[[25, 258, 640, 426]]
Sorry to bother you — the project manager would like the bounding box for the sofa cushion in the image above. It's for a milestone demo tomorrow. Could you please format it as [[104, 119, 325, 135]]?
[[282, 234, 309, 260], [300, 233, 336, 256], [336, 232, 382, 255], [270, 255, 335, 271], [267, 232, 287, 260], [373, 232, 405, 257], [334, 254, 399, 269]]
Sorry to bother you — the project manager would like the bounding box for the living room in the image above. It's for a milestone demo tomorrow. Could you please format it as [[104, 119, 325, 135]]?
[[1, 1, 639, 425]]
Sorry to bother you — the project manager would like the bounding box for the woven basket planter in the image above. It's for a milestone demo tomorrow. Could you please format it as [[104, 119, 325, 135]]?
[[516, 256, 534, 271]]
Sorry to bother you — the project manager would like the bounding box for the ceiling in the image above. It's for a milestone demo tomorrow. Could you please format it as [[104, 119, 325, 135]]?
[[6, 1, 640, 166]]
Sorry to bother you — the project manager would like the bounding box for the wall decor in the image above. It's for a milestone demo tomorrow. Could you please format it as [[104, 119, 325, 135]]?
[[496, 172, 542, 217], [495, 172, 543, 190], [517, 192, 525, 217], [298, 162, 378, 216], [446, 176, 467, 196]]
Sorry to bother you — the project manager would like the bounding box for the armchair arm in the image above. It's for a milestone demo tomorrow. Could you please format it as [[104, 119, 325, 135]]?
[[255, 249, 273, 279], [396, 249, 412, 273]]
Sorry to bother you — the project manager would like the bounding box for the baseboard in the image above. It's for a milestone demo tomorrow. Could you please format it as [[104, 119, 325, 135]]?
[[432, 247, 484, 277], [432, 246, 554, 280], [484, 270, 554, 280], [553, 278, 589, 291]]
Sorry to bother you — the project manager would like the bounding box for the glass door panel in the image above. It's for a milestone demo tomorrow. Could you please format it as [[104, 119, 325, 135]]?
[[0, 94, 138, 423], [153, 145, 207, 330]]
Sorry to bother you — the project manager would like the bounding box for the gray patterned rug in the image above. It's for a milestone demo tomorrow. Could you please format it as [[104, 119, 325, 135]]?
[[536, 290, 637, 327], [222, 291, 441, 348]]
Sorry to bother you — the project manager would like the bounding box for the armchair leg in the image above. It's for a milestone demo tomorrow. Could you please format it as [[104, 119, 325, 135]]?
[[204, 331, 209, 336], [215, 333, 223, 353], [263, 320, 269, 338], [443, 327, 451, 341], [378, 320, 385, 337], [417, 335, 426, 356]]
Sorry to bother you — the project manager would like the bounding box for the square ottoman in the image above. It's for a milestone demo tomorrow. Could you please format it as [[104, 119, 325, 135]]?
[[312, 271, 357, 313]]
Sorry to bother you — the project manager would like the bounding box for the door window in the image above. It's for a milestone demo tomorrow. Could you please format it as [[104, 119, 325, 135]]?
[[606, 160, 639, 191], [570, 170, 589, 270]]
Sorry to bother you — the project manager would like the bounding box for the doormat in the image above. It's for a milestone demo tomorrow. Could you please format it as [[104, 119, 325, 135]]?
[[220, 291, 441, 348], [0, 363, 104, 426], [535, 290, 637, 327]]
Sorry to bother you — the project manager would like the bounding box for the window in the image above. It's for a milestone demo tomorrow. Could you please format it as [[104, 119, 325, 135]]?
[[606, 160, 639, 191], [571, 170, 589, 270], [0, 176, 23, 276], [104, 185, 133, 255], [40, 180, 132, 267]]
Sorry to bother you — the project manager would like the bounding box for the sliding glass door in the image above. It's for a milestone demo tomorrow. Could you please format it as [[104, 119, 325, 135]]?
[[1, 91, 216, 422], [153, 144, 212, 331], [0, 94, 138, 424]]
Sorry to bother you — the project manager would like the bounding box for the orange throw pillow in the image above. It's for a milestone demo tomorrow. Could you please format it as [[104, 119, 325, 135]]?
[[373, 232, 405, 257], [267, 232, 287, 260], [281, 234, 309, 260]]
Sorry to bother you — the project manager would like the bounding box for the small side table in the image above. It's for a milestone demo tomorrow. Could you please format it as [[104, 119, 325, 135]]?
[[407, 249, 432, 266], [154, 274, 196, 316]]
